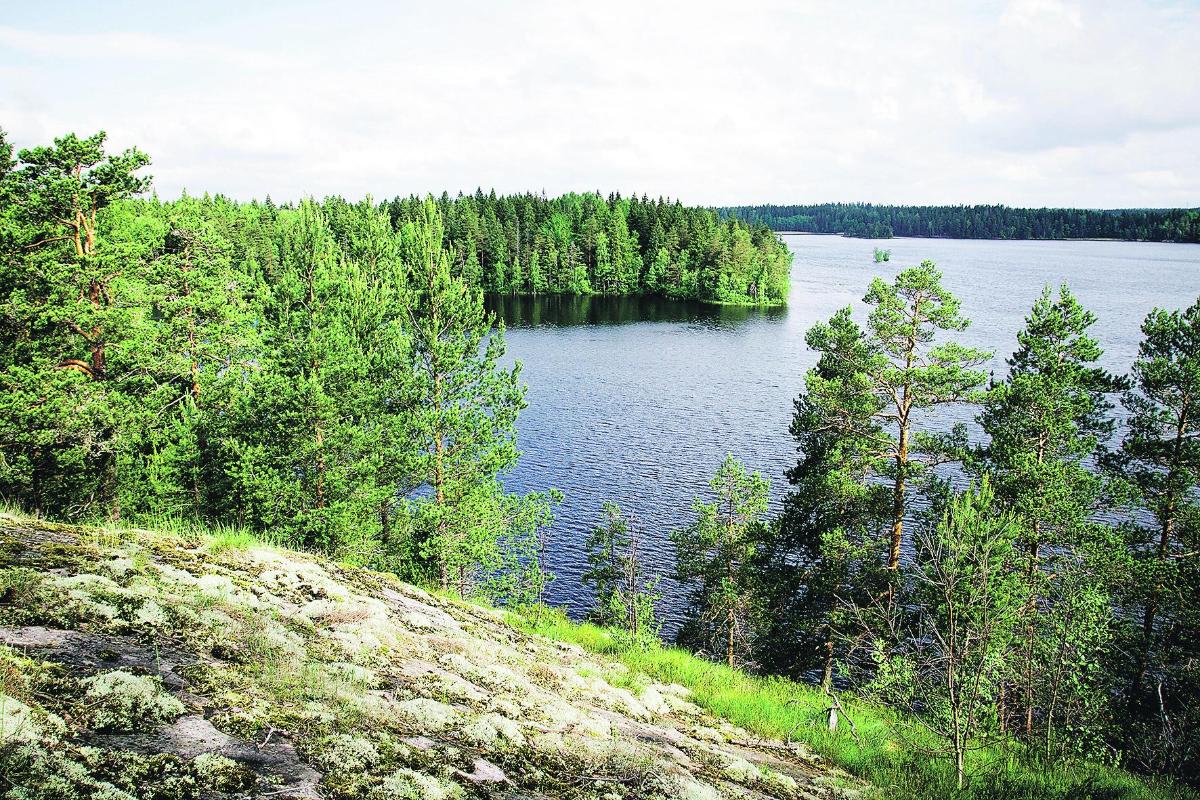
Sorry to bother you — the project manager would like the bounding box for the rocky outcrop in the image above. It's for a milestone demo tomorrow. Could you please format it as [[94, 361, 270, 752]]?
[[0, 516, 865, 799]]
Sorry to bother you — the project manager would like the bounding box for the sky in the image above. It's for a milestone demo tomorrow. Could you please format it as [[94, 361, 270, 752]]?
[[1, 0, 1197, 208]]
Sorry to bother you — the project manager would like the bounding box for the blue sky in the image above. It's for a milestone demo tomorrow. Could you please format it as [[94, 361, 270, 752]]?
[[2, 0, 1197, 207]]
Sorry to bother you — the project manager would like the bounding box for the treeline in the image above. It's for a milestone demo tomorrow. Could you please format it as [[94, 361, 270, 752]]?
[[586, 265, 1200, 789], [388, 191, 792, 304], [0, 129, 567, 604], [720, 202, 1200, 242], [0, 128, 792, 597]]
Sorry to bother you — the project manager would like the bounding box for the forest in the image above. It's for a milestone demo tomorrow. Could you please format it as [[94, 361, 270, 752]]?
[[574, 263, 1200, 795], [0, 128, 790, 590], [720, 202, 1200, 242], [390, 191, 792, 304], [2, 128, 1199, 799]]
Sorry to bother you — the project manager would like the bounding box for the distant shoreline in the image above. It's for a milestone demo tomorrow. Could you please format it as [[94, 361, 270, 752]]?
[[720, 204, 1199, 244], [772, 231, 1198, 244]]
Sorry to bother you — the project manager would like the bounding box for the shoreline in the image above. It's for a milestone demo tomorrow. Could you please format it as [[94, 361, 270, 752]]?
[[772, 231, 1199, 244]]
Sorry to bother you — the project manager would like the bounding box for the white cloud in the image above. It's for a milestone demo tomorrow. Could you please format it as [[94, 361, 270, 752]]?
[[1, 0, 1196, 207]]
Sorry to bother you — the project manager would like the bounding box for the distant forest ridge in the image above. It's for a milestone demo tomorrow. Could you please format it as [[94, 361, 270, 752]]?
[[717, 202, 1200, 242]]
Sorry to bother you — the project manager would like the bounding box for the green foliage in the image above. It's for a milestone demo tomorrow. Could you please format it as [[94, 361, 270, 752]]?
[[722, 202, 1200, 243], [788, 261, 988, 587], [391, 191, 791, 305], [758, 303, 892, 678], [517, 607, 1194, 800], [0, 129, 154, 521], [876, 479, 1026, 789], [1115, 297, 1200, 777], [976, 285, 1127, 755], [582, 502, 661, 649], [0, 130, 556, 607], [763, 264, 988, 682], [772, 270, 1200, 791], [672, 455, 769, 668], [399, 200, 525, 592]]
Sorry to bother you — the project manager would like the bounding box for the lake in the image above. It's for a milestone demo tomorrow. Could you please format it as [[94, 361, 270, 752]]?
[[489, 235, 1200, 633]]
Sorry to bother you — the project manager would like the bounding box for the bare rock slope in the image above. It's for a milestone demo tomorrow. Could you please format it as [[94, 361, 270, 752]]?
[[0, 517, 864, 799]]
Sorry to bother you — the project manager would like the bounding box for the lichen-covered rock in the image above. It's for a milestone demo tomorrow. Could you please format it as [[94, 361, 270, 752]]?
[[762, 768, 800, 795], [640, 685, 670, 715], [459, 757, 506, 784], [81, 670, 185, 732], [192, 752, 256, 793], [393, 697, 460, 731], [0, 693, 39, 743], [0, 517, 865, 800], [373, 767, 463, 800], [462, 712, 526, 750], [723, 755, 762, 783], [676, 777, 723, 800]]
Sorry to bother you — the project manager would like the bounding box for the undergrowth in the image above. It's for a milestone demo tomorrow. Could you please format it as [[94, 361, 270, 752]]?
[[513, 608, 1196, 800]]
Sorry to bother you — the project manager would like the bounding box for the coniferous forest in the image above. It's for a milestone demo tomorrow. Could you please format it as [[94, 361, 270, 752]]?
[[3, 128, 1200, 800], [0, 129, 787, 592], [721, 202, 1200, 242]]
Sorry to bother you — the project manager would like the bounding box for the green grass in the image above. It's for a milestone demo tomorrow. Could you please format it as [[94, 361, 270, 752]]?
[[0, 501, 39, 523], [0, 503, 278, 556], [513, 608, 1195, 800], [119, 513, 281, 553], [203, 526, 265, 553]]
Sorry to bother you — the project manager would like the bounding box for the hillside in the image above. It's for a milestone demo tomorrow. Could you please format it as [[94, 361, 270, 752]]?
[[0, 514, 863, 800]]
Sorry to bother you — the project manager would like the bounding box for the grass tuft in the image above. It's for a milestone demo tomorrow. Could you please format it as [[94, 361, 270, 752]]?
[[204, 526, 263, 553]]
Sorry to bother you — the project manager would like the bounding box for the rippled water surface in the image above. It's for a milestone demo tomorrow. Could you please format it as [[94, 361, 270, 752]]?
[[489, 235, 1200, 632]]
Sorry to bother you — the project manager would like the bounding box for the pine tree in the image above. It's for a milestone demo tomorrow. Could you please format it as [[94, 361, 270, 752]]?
[[0, 131, 151, 519], [672, 454, 769, 669], [122, 197, 257, 518], [977, 285, 1126, 740], [883, 479, 1024, 790], [400, 200, 526, 595], [863, 262, 990, 575], [797, 263, 988, 587], [212, 201, 394, 552], [768, 306, 892, 679], [1116, 298, 1200, 775], [583, 502, 662, 649]]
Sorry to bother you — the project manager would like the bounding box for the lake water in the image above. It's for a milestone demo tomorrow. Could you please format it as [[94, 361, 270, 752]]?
[[489, 235, 1200, 633]]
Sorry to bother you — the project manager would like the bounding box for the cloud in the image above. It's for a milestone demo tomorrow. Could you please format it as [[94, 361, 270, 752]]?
[[0, 25, 279, 71], [0, 0, 1196, 207]]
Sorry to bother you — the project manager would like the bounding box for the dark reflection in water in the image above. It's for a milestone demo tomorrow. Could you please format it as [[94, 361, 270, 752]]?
[[485, 293, 787, 328], [488, 236, 1200, 636]]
